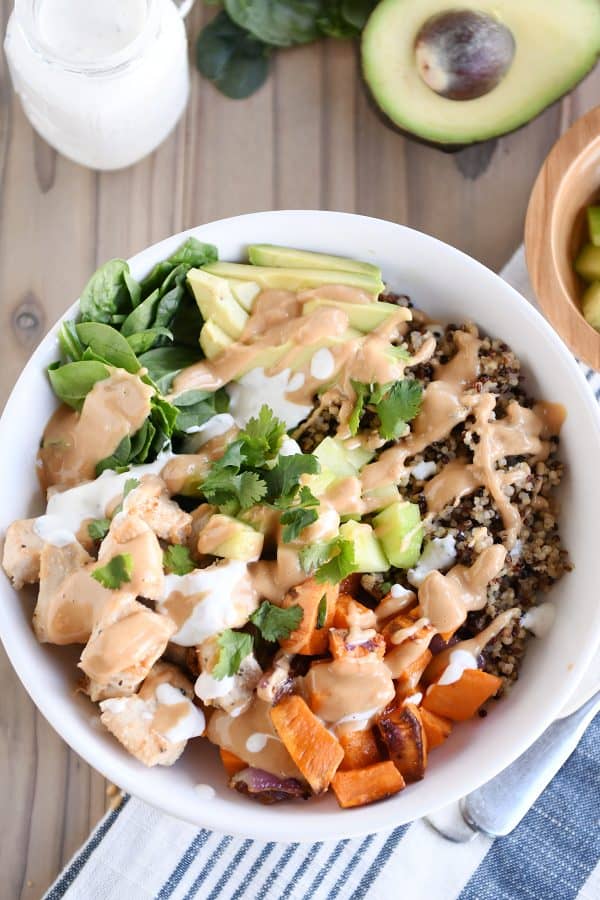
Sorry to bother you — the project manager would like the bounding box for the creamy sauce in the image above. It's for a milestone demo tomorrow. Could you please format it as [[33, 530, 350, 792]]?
[[521, 602, 556, 638], [436, 649, 478, 686], [98, 514, 164, 600], [431, 608, 520, 682], [384, 629, 435, 681], [39, 370, 153, 490], [304, 656, 395, 724], [207, 699, 301, 780], [157, 561, 257, 646], [418, 544, 507, 634], [407, 535, 457, 587], [249, 546, 306, 603], [152, 682, 205, 743]]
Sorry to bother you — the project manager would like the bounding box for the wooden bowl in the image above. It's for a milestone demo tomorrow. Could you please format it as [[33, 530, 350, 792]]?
[[525, 105, 600, 370]]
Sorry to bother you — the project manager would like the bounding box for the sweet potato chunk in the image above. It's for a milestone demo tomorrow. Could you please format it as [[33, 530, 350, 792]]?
[[280, 578, 338, 655], [333, 594, 376, 630], [331, 761, 405, 809], [376, 703, 428, 782], [338, 728, 382, 771], [386, 645, 432, 694], [219, 747, 247, 777], [419, 708, 452, 750], [328, 629, 386, 660], [270, 694, 343, 793], [423, 669, 502, 721]]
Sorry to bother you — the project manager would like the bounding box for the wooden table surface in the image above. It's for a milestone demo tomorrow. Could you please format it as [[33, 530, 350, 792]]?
[[1, 3, 599, 897]]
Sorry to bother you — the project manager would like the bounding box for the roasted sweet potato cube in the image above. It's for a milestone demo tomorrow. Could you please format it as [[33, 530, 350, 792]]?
[[375, 703, 428, 782], [331, 761, 405, 809], [422, 669, 502, 721], [338, 728, 382, 771], [328, 629, 386, 660], [219, 747, 247, 777], [270, 694, 343, 793], [419, 708, 452, 750], [280, 579, 338, 655], [386, 644, 432, 693], [333, 594, 376, 630]]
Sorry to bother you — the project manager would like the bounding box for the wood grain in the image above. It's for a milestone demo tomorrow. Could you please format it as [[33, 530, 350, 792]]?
[[1, 2, 599, 893]]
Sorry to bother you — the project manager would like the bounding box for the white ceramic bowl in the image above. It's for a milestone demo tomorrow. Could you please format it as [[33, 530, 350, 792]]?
[[1, 210, 600, 841]]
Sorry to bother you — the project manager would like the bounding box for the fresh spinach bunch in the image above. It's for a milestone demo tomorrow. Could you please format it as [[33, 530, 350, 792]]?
[[196, 1, 377, 99], [47, 238, 229, 475]]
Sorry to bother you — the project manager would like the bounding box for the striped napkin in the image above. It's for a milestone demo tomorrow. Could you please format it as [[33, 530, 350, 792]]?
[[44, 248, 600, 900]]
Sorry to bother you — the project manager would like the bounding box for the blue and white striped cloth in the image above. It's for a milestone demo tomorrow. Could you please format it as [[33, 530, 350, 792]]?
[[44, 249, 600, 900]]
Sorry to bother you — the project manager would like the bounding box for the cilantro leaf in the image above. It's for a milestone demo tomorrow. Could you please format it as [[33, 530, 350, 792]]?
[[376, 379, 423, 440], [202, 469, 267, 514], [238, 405, 286, 467], [123, 477, 140, 498], [279, 485, 320, 542], [349, 380, 369, 436], [300, 537, 357, 584], [250, 601, 303, 643], [316, 594, 327, 629], [88, 518, 110, 541], [213, 630, 254, 679], [163, 544, 195, 575], [91, 553, 133, 589], [265, 453, 319, 505]]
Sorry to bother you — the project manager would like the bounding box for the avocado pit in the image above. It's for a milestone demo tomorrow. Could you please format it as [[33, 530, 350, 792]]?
[[415, 9, 515, 101]]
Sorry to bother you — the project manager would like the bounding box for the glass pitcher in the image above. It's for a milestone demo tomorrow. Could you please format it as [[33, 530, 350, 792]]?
[[4, 0, 195, 170]]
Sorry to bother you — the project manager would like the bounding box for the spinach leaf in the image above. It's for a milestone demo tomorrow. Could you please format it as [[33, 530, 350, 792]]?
[[138, 345, 204, 393], [126, 328, 174, 355], [140, 261, 173, 299], [58, 321, 84, 362], [173, 388, 230, 433], [339, 0, 377, 30], [196, 11, 271, 100], [168, 238, 218, 268], [170, 295, 205, 348], [121, 289, 160, 336], [123, 270, 142, 308], [76, 322, 140, 374], [47, 360, 110, 410], [79, 259, 132, 325], [225, 0, 322, 46]]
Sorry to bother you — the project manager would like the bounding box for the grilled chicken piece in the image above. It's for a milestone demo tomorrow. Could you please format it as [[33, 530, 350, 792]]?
[[2, 519, 44, 589]]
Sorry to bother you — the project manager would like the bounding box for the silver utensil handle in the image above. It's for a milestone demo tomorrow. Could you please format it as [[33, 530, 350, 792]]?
[[461, 689, 600, 837]]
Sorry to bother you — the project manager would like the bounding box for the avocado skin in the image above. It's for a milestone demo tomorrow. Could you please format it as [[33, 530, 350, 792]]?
[[358, 0, 600, 152]]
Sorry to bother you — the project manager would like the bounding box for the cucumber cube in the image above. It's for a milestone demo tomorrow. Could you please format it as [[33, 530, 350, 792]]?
[[339, 521, 389, 573], [575, 243, 600, 282], [582, 281, 600, 331], [373, 501, 424, 569], [197, 514, 264, 561], [587, 206, 600, 247]]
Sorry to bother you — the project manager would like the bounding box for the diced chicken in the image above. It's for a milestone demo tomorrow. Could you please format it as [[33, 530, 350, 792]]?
[[98, 513, 164, 600], [194, 637, 262, 716], [99, 662, 204, 767], [123, 475, 192, 544], [2, 519, 44, 589], [33, 541, 123, 645], [79, 595, 176, 699]]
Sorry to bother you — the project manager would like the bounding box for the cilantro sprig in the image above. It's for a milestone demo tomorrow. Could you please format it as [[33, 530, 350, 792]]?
[[349, 378, 423, 440], [163, 544, 195, 575], [92, 553, 133, 589], [299, 537, 357, 584], [212, 600, 304, 680]]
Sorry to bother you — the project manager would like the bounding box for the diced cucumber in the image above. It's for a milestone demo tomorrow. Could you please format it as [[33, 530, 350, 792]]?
[[203, 261, 384, 297], [197, 514, 264, 561], [587, 206, 600, 247], [373, 501, 424, 569], [575, 243, 600, 282], [339, 521, 389, 573], [362, 483, 401, 513], [188, 269, 248, 338], [247, 243, 382, 279], [200, 319, 233, 359], [302, 299, 410, 332], [314, 437, 374, 478], [582, 281, 600, 331]]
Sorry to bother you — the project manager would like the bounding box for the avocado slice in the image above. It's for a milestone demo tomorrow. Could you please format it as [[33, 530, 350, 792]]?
[[373, 501, 424, 569], [197, 513, 264, 561], [229, 280, 261, 312], [582, 282, 600, 331], [362, 0, 600, 147], [303, 298, 410, 333], [575, 243, 600, 282], [339, 521, 389, 573], [199, 319, 233, 359], [188, 269, 248, 338], [247, 244, 382, 279], [203, 261, 384, 297]]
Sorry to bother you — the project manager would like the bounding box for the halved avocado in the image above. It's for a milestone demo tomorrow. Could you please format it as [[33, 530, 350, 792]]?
[[362, 0, 600, 147]]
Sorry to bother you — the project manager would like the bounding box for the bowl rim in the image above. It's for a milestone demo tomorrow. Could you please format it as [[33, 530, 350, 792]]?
[[2, 209, 600, 840]]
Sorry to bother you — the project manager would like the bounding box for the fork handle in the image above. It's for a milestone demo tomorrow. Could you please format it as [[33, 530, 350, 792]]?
[[460, 689, 600, 837]]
